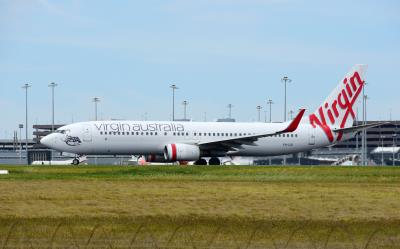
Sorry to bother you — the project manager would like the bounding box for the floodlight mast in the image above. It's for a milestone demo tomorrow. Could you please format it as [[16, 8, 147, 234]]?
[[93, 97, 100, 121], [281, 76, 292, 122], [227, 104, 233, 119], [170, 84, 179, 121], [22, 83, 31, 164], [267, 99, 274, 123], [182, 100, 188, 120], [48, 82, 58, 133], [256, 105, 262, 122]]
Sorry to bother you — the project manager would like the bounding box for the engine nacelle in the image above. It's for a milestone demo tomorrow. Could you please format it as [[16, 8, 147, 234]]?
[[164, 144, 201, 161], [144, 155, 169, 163]]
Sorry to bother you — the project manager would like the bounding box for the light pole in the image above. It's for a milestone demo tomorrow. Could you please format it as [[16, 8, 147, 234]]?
[[182, 100, 188, 120], [288, 110, 294, 120], [267, 99, 274, 123], [93, 97, 100, 121], [92, 97, 100, 166], [355, 105, 359, 165], [361, 80, 369, 166], [227, 104, 233, 119], [256, 105, 262, 122], [22, 83, 31, 164], [393, 134, 397, 166], [19, 124, 23, 164], [363, 94, 369, 165], [48, 82, 58, 132], [381, 135, 385, 166], [281, 76, 292, 122], [170, 84, 178, 121]]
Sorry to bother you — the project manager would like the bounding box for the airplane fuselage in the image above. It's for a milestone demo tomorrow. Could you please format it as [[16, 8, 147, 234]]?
[[42, 120, 344, 157]]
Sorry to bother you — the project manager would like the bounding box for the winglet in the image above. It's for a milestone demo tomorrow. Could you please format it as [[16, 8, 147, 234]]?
[[282, 109, 306, 132]]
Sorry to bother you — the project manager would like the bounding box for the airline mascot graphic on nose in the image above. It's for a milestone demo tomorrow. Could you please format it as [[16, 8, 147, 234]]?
[[64, 135, 82, 146]]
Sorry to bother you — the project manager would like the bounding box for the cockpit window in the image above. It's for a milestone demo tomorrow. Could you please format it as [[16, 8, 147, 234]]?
[[55, 129, 69, 134]]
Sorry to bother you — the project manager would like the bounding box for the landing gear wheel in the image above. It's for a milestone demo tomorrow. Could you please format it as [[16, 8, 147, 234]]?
[[209, 157, 221, 165], [194, 158, 207, 165], [72, 158, 79, 165]]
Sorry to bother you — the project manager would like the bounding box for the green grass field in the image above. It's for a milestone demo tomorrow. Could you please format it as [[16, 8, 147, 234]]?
[[0, 165, 399, 248]]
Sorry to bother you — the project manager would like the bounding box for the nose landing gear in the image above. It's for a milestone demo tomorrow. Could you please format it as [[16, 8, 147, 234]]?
[[72, 158, 80, 165]]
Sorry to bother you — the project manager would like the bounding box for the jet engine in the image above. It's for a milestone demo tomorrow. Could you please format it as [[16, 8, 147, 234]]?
[[164, 144, 201, 162]]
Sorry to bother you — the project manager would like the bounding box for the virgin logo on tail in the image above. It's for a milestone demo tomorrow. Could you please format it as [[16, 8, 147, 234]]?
[[309, 71, 364, 142]]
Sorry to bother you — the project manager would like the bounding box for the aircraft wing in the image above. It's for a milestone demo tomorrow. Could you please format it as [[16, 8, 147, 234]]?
[[333, 122, 390, 134], [198, 109, 305, 152]]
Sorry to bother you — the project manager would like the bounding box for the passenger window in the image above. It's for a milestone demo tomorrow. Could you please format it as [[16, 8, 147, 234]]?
[[204, 133, 207, 136], [186, 132, 189, 136], [208, 133, 211, 136], [122, 132, 125, 135], [213, 133, 215, 136], [100, 132, 103, 135], [230, 133, 233, 136], [150, 132, 153, 135], [221, 133, 224, 136], [239, 133, 242, 136], [234, 133, 237, 136], [226, 133, 228, 136], [136, 132, 139, 135], [173, 132, 176, 136], [141, 132, 144, 135], [164, 132, 167, 136], [194, 133, 197, 136], [155, 132, 158, 135]]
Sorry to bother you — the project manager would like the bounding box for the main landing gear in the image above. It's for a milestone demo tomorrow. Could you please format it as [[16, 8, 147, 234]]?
[[194, 158, 207, 165], [194, 157, 221, 165], [209, 157, 221, 165]]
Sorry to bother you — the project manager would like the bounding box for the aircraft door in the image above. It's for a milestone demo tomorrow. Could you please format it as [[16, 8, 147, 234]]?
[[308, 128, 315, 145], [82, 124, 92, 142]]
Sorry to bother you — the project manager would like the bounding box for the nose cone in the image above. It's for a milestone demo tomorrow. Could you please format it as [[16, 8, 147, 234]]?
[[40, 135, 51, 147], [41, 134, 56, 148]]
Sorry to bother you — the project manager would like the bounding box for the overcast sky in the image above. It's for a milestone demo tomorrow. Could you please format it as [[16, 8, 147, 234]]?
[[1, 0, 399, 138]]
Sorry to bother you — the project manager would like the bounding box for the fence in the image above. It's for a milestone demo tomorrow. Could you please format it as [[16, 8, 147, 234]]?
[[0, 219, 399, 249]]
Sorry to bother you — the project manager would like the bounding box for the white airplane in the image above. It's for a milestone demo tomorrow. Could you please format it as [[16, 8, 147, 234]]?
[[41, 65, 383, 165]]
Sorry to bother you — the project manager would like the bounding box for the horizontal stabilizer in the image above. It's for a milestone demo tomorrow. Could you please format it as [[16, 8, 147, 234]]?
[[333, 122, 390, 134]]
